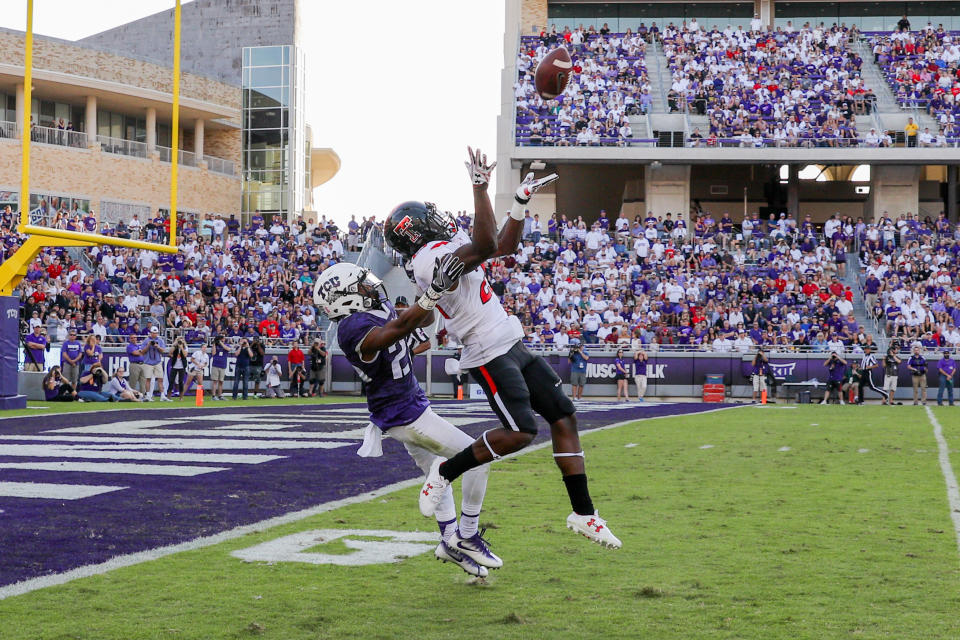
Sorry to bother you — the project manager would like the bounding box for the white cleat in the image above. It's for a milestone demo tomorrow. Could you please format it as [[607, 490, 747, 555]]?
[[566, 512, 622, 549], [418, 457, 449, 517], [435, 541, 488, 578], [450, 528, 503, 569]]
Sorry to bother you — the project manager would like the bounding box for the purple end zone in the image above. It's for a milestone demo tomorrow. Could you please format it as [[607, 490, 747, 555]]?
[[0, 401, 729, 590]]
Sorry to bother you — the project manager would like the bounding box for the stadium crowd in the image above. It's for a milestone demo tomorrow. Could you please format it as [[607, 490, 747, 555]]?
[[664, 21, 876, 146], [514, 27, 652, 146], [436, 208, 960, 359], [870, 27, 960, 143], [8, 206, 372, 400]]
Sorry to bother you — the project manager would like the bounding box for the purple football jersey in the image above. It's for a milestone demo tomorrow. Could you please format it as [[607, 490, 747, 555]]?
[[337, 302, 430, 430]]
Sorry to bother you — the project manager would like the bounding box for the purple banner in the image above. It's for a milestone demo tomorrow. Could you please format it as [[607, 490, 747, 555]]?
[[335, 352, 942, 390], [1, 296, 26, 409]]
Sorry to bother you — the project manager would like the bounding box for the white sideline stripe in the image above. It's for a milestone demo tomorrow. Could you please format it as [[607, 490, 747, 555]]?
[[0, 482, 125, 500], [0, 446, 282, 464], [0, 404, 742, 600], [0, 462, 228, 477], [925, 407, 960, 556]]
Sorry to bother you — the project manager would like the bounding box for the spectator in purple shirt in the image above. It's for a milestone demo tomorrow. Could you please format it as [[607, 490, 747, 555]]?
[[937, 351, 956, 406]]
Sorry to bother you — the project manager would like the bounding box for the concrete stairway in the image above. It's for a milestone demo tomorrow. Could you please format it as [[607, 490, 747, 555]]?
[[842, 256, 886, 346], [647, 40, 671, 114], [856, 40, 899, 112]]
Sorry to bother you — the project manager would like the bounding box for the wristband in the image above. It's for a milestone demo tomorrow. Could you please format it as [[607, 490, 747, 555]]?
[[417, 287, 443, 311], [510, 200, 526, 221]]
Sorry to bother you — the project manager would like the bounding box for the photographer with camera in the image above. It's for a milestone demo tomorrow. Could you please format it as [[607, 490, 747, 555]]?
[[822, 351, 848, 404], [263, 355, 285, 399], [882, 346, 902, 405], [248, 335, 266, 395], [42, 366, 77, 402], [232, 337, 254, 400], [750, 348, 769, 403], [77, 364, 117, 402], [167, 336, 189, 399], [143, 326, 171, 401], [568, 339, 589, 400], [907, 344, 928, 405], [287, 341, 306, 397], [309, 339, 327, 397]]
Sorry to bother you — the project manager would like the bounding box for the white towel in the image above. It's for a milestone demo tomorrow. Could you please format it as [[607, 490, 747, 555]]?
[[357, 422, 383, 457]]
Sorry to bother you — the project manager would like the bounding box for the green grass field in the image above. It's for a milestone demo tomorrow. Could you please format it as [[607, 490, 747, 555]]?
[[2, 405, 958, 639]]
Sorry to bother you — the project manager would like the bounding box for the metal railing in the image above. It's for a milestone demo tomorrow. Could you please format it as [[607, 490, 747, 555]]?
[[32, 125, 87, 148], [203, 154, 235, 176], [156, 145, 171, 162], [179, 149, 197, 167], [0, 120, 16, 139], [97, 135, 147, 158]]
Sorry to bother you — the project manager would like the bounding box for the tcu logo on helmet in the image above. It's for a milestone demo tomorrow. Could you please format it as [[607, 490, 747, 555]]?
[[393, 216, 421, 243], [320, 276, 341, 296]]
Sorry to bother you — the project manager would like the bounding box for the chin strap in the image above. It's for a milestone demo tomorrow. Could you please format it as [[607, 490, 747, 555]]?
[[481, 430, 503, 461], [552, 451, 584, 458]]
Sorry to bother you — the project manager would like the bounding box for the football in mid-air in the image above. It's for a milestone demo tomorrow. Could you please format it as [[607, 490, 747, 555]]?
[[534, 47, 572, 99]]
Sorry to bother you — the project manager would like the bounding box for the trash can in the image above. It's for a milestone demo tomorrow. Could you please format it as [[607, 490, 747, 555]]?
[[797, 390, 811, 404]]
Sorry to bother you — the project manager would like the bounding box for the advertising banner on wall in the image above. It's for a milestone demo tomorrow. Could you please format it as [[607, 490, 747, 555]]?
[[91, 348, 942, 394]]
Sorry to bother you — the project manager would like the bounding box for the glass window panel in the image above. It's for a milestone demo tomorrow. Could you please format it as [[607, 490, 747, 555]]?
[[250, 46, 283, 67], [39, 100, 55, 127], [247, 149, 286, 170], [248, 87, 285, 108], [248, 108, 284, 130], [248, 128, 286, 148], [250, 66, 285, 88], [242, 48, 250, 67], [54, 103, 69, 124]]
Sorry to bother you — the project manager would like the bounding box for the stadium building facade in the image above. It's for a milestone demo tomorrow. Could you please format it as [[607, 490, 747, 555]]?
[[0, 0, 336, 226], [498, 0, 960, 225]]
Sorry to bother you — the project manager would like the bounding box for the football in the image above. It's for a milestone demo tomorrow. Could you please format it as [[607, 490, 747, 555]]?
[[534, 47, 572, 99]]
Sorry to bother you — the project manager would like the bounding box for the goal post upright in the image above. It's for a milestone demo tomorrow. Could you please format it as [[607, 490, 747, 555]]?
[[0, 0, 183, 409]]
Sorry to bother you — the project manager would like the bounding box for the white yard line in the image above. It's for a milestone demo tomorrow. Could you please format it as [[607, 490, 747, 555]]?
[[924, 407, 960, 557], [0, 404, 743, 600]]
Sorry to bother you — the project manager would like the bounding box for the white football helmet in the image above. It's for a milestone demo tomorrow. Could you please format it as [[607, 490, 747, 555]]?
[[313, 263, 387, 320]]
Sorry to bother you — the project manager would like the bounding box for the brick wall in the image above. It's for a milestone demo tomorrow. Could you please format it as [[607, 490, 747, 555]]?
[[205, 129, 242, 169], [521, 0, 548, 35], [0, 31, 239, 108], [0, 139, 240, 215]]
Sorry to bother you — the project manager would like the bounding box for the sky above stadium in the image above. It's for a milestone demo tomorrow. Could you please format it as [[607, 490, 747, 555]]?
[[7, 0, 505, 226]]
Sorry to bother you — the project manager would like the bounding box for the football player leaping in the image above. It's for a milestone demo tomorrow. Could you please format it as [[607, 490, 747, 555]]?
[[313, 254, 502, 576], [384, 147, 621, 549]]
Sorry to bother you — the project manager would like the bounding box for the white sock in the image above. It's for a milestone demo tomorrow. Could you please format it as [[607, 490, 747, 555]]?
[[437, 517, 457, 542], [145, 379, 155, 397], [459, 511, 480, 538]]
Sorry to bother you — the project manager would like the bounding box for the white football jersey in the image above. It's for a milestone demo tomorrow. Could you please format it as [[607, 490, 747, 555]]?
[[411, 232, 523, 368]]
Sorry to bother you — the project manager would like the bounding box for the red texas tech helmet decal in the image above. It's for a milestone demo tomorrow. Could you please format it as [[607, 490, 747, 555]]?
[[393, 215, 421, 242]]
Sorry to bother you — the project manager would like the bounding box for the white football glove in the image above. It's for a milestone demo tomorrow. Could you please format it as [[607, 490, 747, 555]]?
[[515, 171, 559, 204], [464, 146, 496, 186]]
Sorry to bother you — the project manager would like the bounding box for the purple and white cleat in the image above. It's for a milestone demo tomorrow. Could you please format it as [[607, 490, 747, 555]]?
[[434, 541, 488, 577], [450, 528, 503, 569]]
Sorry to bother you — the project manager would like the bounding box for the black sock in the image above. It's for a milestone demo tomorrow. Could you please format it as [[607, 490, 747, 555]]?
[[439, 446, 480, 482], [563, 474, 595, 516]]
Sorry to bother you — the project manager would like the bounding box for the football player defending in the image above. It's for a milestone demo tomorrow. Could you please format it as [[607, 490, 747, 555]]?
[[313, 256, 502, 576], [384, 147, 621, 549]]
